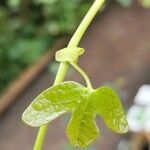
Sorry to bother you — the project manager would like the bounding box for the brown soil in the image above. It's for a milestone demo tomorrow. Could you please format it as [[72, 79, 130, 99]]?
[[0, 4, 150, 150]]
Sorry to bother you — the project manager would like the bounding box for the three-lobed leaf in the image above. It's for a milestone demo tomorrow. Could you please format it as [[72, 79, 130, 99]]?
[[22, 81, 128, 147]]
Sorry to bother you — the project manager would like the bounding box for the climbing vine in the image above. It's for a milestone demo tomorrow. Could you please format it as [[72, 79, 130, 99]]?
[[22, 0, 129, 149]]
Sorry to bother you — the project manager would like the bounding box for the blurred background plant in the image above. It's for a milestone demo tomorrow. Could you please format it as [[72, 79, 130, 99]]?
[[0, 0, 91, 93], [0, 0, 150, 94], [116, 0, 150, 7]]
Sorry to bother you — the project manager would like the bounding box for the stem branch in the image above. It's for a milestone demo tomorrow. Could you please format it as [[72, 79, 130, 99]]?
[[70, 62, 93, 90], [34, 0, 105, 149]]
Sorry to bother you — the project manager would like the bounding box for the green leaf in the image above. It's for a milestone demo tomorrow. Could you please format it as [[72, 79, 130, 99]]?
[[64, 143, 96, 150], [22, 81, 128, 147], [67, 98, 99, 147], [92, 87, 129, 133], [139, 0, 150, 8], [22, 81, 87, 127]]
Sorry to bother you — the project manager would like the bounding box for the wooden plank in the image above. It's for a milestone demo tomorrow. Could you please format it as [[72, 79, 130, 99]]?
[[143, 131, 150, 142], [0, 38, 68, 114], [131, 132, 150, 150]]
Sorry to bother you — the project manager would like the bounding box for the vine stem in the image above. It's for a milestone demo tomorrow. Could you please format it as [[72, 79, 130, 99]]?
[[34, 0, 105, 149], [70, 62, 93, 90]]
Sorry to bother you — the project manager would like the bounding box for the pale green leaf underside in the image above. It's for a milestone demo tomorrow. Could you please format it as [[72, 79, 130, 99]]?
[[22, 81, 87, 127], [22, 81, 129, 147]]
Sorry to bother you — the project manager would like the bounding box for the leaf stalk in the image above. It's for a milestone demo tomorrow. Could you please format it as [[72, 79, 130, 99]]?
[[70, 62, 93, 90]]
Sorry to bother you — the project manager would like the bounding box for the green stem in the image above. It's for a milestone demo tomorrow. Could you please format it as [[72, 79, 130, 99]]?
[[70, 62, 93, 90], [34, 0, 105, 149], [68, 0, 105, 48]]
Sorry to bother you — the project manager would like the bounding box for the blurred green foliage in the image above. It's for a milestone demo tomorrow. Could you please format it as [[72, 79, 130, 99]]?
[[116, 0, 133, 7], [116, 0, 150, 7], [0, 0, 91, 93], [1, 0, 149, 93]]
